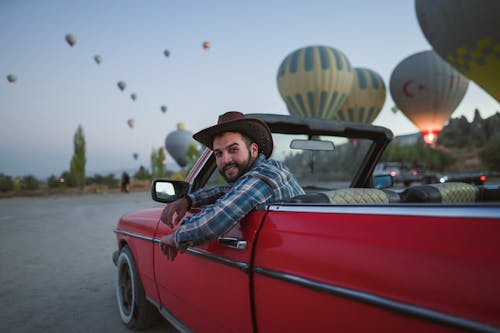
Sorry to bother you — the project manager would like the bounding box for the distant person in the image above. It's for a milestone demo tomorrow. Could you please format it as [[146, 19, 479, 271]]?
[[159, 111, 305, 260], [121, 172, 130, 193]]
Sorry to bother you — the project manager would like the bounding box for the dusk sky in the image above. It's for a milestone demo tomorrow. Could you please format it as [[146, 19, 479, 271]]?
[[1, 0, 498, 179]]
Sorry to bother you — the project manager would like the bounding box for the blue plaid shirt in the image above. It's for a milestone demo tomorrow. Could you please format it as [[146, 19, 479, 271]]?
[[174, 154, 305, 247]]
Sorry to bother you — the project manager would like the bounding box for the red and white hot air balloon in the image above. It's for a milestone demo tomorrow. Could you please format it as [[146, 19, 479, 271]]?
[[390, 50, 469, 145]]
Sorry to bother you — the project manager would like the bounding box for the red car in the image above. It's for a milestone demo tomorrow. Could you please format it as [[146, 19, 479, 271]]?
[[113, 114, 500, 333]]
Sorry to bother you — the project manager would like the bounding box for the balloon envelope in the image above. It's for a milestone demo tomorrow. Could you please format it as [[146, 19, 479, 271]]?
[[94, 55, 102, 64], [164, 49, 170, 57], [65, 34, 76, 47], [6, 74, 17, 84], [277, 45, 354, 119], [202, 41, 211, 51], [127, 118, 135, 129], [390, 50, 469, 144], [415, 0, 500, 101], [165, 123, 196, 168], [130, 93, 137, 101], [117, 81, 126, 91], [133, 153, 139, 160], [161, 105, 167, 113], [336, 67, 386, 124]]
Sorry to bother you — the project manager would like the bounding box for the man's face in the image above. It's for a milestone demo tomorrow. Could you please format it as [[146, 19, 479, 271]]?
[[213, 132, 258, 182]]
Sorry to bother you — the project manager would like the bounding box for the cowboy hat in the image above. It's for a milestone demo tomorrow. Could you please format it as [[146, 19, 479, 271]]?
[[193, 111, 273, 158]]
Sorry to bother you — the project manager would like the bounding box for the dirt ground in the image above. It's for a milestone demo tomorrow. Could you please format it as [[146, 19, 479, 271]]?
[[0, 191, 178, 333]]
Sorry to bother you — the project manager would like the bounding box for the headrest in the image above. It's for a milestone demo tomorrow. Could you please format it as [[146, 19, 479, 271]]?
[[324, 188, 400, 204], [402, 182, 478, 203]]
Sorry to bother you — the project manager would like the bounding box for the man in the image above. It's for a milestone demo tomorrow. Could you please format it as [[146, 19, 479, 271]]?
[[159, 111, 304, 260]]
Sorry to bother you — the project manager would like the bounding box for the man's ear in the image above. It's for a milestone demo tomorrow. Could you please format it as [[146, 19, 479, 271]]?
[[250, 142, 259, 157]]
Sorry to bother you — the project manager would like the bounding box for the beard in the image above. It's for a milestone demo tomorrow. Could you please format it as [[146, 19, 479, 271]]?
[[219, 150, 254, 183]]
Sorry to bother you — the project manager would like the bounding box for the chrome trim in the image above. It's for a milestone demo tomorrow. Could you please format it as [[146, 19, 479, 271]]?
[[113, 229, 157, 242], [186, 248, 249, 273], [268, 204, 500, 219], [146, 296, 192, 333], [254, 267, 500, 333]]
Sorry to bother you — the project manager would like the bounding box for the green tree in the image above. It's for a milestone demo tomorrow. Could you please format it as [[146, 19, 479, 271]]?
[[133, 165, 151, 181], [0, 173, 14, 192], [150, 147, 166, 179], [381, 143, 455, 172], [70, 125, 86, 189], [20, 175, 39, 190], [185, 143, 201, 175], [479, 136, 500, 171]]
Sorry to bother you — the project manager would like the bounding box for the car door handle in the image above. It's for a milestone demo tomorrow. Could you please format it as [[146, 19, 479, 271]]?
[[218, 237, 247, 250]]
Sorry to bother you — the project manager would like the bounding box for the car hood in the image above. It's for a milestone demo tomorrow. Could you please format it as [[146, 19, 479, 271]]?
[[116, 207, 163, 237]]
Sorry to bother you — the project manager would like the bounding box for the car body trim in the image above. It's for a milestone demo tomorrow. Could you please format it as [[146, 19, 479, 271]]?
[[186, 248, 249, 273], [268, 204, 500, 219], [254, 266, 500, 333], [146, 295, 192, 333], [113, 229, 157, 243]]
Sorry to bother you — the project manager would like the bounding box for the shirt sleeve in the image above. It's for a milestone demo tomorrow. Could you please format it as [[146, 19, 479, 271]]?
[[175, 176, 273, 247], [189, 184, 231, 208]]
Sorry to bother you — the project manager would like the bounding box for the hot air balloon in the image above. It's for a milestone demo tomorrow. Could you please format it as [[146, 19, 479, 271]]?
[[130, 93, 137, 101], [117, 81, 126, 91], [202, 41, 211, 51], [6, 74, 17, 84], [277, 45, 354, 119], [164, 49, 170, 57], [336, 67, 386, 123], [415, 0, 500, 102], [390, 50, 469, 145], [94, 55, 102, 65], [127, 118, 135, 129], [65, 34, 76, 47], [165, 123, 197, 168], [161, 105, 167, 113], [133, 152, 139, 160]]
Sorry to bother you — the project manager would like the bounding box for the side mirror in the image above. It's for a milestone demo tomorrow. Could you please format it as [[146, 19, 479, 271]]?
[[373, 174, 393, 189], [151, 179, 190, 203]]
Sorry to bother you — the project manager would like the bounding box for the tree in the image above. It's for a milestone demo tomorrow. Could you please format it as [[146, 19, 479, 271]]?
[[0, 173, 14, 192], [133, 166, 151, 181], [70, 125, 86, 189], [20, 175, 39, 190], [479, 136, 500, 171], [150, 147, 166, 179]]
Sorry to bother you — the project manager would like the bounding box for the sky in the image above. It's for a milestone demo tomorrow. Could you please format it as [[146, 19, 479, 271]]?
[[1, 0, 498, 179]]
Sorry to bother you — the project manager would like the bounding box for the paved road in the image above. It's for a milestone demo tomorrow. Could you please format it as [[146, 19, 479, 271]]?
[[0, 191, 177, 333]]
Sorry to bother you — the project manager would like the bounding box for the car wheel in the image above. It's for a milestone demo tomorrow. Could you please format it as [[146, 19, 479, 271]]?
[[116, 245, 160, 330]]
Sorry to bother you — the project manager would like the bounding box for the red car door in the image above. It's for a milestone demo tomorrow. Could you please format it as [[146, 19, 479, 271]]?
[[252, 205, 500, 332], [153, 209, 267, 333]]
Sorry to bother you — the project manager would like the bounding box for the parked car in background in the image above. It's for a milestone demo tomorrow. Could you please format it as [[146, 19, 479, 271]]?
[[113, 113, 500, 333]]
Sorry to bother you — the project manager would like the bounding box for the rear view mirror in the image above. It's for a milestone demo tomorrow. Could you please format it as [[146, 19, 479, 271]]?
[[373, 174, 393, 189], [151, 179, 190, 203], [290, 139, 335, 151]]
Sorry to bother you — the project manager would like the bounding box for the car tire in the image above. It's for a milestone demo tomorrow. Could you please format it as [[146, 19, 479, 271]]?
[[115, 245, 160, 330]]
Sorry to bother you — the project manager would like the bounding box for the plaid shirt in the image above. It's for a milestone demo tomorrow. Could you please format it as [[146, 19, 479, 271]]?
[[174, 154, 305, 247]]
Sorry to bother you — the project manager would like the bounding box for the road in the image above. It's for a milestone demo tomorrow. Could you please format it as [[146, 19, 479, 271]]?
[[0, 191, 177, 333]]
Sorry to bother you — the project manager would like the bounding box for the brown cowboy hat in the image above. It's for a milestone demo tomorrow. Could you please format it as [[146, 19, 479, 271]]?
[[193, 111, 273, 158]]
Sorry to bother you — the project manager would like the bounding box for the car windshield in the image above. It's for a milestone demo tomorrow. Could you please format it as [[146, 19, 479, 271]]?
[[204, 133, 374, 191], [271, 133, 372, 190]]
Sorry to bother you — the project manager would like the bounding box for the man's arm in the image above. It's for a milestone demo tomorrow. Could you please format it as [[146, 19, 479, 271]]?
[[174, 177, 273, 247]]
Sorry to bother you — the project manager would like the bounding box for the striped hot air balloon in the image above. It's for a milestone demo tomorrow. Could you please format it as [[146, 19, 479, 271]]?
[[415, 0, 500, 102], [335, 67, 386, 124], [390, 50, 469, 145], [277, 45, 354, 119]]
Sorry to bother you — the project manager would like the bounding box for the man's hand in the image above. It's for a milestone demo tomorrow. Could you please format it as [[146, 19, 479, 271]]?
[[159, 233, 188, 261], [160, 234, 178, 261], [160, 197, 189, 228]]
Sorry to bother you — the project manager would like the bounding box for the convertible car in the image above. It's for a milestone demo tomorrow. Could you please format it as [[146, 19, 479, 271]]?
[[113, 113, 500, 333]]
